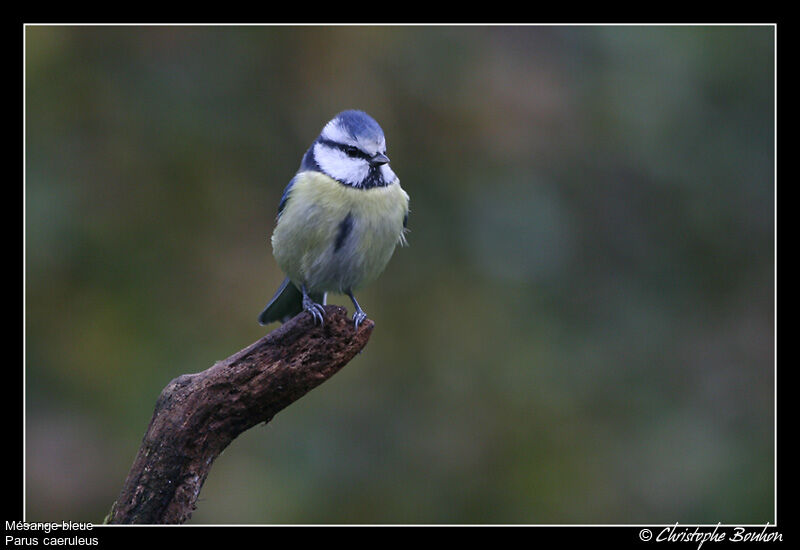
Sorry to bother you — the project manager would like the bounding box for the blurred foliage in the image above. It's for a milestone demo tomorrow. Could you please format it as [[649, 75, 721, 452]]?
[[24, 25, 774, 524]]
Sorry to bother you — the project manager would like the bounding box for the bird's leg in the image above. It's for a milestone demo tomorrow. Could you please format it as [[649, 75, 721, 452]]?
[[301, 284, 326, 325], [347, 290, 368, 329]]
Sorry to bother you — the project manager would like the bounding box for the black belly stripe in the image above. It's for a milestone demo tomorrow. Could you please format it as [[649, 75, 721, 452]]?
[[334, 212, 353, 252]]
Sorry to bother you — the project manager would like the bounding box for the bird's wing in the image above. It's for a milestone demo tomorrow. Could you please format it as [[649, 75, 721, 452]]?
[[277, 175, 297, 219]]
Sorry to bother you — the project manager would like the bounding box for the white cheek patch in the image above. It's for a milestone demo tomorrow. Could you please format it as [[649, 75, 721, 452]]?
[[380, 163, 396, 183], [314, 142, 369, 185]]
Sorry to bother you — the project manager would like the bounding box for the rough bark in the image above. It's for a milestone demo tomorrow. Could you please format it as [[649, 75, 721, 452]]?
[[106, 305, 373, 524]]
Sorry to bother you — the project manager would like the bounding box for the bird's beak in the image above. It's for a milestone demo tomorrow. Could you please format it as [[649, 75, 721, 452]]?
[[369, 153, 390, 166]]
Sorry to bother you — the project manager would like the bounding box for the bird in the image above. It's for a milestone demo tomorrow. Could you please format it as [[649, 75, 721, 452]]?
[[258, 110, 409, 329]]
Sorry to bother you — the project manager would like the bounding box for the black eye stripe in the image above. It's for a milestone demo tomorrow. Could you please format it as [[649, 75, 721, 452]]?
[[318, 138, 371, 160]]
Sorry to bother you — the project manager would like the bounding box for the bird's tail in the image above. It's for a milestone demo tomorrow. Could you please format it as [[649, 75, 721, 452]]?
[[257, 278, 325, 326], [258, 278, 302, 325]]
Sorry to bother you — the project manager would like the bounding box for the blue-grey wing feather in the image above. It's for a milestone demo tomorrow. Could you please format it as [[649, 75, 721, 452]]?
[[277, 176, 296, 218], [278, 145, 318, 218]]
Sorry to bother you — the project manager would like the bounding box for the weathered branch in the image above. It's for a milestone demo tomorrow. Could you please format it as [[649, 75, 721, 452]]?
[[106, 305, 374, 524]]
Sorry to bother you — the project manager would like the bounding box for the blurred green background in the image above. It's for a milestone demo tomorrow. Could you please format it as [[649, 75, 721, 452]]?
[[24, 25, 774, 524]]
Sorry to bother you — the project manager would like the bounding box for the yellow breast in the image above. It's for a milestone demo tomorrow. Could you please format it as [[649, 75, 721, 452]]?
[[271, 171, 409, 293]]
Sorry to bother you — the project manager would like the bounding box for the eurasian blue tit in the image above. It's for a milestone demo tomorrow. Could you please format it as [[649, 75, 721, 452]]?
[[258, 110, 410, 329]]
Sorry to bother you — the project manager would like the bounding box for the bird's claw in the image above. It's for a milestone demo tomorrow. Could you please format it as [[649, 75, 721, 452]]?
[[353, 310, 368, 330], [303, 297, 326, 325]]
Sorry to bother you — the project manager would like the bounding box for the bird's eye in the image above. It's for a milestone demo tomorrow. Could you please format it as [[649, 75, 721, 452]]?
[[344, 146, 360, 158]]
